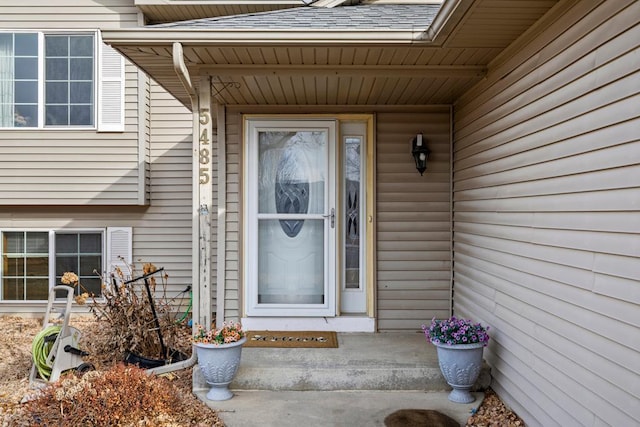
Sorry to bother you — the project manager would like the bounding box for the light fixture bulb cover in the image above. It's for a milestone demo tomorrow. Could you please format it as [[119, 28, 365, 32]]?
[[411, 133, 430, 176]]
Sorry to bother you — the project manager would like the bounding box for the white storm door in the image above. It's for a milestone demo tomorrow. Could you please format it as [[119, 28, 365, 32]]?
[[245, 120, 336, 317]]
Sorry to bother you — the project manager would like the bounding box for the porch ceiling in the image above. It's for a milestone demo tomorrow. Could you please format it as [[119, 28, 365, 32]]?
[[104, 0, 559, 108]]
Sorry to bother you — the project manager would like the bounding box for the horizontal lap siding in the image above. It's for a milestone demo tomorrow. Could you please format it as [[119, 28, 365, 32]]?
[[0, 83, 192, 312], [0, 1, 138, 29], [0, 64, 141, 204], [138, 81, 193, 288], [376, 110, 452, 331], [0, 80, 195, 312], [452, 1, 640, 426], [224, 110, 241, 321], [0, 1, 140, 205]]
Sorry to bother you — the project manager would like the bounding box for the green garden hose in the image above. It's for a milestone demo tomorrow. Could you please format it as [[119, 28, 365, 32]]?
[[32, 325, 61, 380], [176, 289, 193, 324]]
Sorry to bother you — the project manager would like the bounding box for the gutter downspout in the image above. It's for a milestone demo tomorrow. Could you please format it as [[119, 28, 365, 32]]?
[[147, 42, 199, 375]]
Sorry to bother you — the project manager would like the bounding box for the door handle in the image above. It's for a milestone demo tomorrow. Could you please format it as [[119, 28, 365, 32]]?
[[323, 208, 335, 228]]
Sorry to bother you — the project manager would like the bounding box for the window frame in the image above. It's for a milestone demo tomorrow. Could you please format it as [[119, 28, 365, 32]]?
[[0, 30, 98, 130], [0, 228, 105, 302]]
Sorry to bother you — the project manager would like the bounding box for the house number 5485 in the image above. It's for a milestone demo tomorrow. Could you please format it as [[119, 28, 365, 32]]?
[[199, 111, 211, 184]]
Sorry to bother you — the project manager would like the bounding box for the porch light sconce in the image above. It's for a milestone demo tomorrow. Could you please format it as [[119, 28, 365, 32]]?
[[411, 133, 430, 176]]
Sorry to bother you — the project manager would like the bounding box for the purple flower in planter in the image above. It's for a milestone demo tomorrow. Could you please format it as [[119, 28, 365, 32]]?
[[421, 316, 490, 346]]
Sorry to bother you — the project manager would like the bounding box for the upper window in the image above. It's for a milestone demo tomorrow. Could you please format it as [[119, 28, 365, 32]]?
[[0, 32, 95, 128]]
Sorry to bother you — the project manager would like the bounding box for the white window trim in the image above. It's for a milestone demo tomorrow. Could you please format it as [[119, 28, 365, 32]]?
[[0, 29, 124, 132]]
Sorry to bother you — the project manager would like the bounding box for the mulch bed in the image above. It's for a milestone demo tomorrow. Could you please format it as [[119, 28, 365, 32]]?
[[0, 316, 222, 426], [466, 388, 526, 426]]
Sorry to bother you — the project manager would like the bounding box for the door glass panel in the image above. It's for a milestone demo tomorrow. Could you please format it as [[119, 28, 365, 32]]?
[[344, 136, 361, 290], [256, 128, 328, 306], [258, 130, 325, 215], [339, 121, 368, 315], [258, 219, 324, 304]]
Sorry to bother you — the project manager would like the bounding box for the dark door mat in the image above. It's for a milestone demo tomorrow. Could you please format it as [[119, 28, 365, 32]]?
[[384, 409, 460, 427]]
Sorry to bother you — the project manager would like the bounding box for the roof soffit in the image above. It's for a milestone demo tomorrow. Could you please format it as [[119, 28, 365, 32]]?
[[104, 0, 559, 108]]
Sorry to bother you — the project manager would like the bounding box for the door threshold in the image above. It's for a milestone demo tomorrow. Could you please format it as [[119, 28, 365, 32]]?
[[241, 316, 375, 332]]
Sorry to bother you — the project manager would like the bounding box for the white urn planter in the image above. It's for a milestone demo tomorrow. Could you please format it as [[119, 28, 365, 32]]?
[[194, 337, 246, 401], [432, 340, 484, 403]]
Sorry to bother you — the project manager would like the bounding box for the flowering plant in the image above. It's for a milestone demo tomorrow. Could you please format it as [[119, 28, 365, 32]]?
[[422, 316, 490, 346], [192, 321, 245, 345], [60, 271, 79, 285], [61, 271, 90, 305]]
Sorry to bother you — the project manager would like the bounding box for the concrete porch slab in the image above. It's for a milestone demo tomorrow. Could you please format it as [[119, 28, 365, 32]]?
[[193, 332, 490, 426], [194, 332, 491, 392]]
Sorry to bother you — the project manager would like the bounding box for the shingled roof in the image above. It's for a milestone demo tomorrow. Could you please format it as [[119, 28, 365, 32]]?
[[152, 4, 441, 30]]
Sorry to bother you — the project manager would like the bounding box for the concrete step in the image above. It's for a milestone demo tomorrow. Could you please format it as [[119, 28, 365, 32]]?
[[193, 332, 491, 393]]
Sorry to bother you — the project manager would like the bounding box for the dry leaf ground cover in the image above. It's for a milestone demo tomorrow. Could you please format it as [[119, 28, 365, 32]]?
[[0, 315, 222, 426], [1, 315, 524, 426]]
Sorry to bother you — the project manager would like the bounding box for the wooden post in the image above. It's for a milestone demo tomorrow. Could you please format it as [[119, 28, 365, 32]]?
[[197, 75, 213, 328]]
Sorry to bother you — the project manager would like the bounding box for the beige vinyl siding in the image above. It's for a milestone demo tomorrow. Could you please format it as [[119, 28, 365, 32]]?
[[0, 80, 194, 312], [222, 108, 243, 322], [139, 81, 192, 285], [139, 71, 151, 204], [138, 3, 300, 24], [0, 1, 142, 205], [0, 1, 139, 29], [207, 104, 222, 324], [376, 109, 451, 331], [452, 1, 640, 426], [0, 62, 141, 205]]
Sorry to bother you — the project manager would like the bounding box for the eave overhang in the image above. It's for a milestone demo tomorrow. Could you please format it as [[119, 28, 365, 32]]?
[[104, 28, 433, 46], [102, 0, 559, 108]]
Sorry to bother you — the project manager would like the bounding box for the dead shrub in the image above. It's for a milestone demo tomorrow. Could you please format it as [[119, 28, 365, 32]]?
[[82, 262, 192, 366], [10, 364, 220, 426]]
